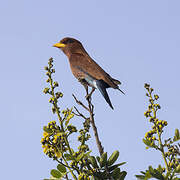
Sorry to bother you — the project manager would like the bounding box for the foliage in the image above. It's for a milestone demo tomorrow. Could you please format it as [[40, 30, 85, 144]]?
[[42, 58, 179, 179], [135, 84, 180, 180], [41, 58, 126, 180]]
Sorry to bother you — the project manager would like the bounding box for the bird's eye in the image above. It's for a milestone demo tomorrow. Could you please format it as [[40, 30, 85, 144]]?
[[64, 39, 74, 44]]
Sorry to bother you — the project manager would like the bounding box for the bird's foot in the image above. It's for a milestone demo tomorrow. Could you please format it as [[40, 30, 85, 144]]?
[[85, 93, 92, 101], [85, 88, 95, 101]]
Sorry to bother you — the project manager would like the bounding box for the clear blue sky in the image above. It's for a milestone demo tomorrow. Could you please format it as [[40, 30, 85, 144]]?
[[0, 0, 180, 179]]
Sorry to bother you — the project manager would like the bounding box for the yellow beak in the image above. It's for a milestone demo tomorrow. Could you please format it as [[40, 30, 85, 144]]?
[[53, 42, 66, 48]]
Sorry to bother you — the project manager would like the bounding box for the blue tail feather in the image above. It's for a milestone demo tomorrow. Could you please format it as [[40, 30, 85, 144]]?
[[96, 80, 114, 109]]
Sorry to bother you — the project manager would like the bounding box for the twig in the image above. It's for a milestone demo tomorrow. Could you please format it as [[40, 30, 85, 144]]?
[[73, 106, 87, 120], [72, 89, 104, 155], [85, 89, 114, 180], [72, 94, 89, 111], [73, 88, 114, 180]]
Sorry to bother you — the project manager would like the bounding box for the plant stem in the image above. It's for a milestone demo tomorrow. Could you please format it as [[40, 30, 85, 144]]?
[[149, 90, 169, 172], [49, 77, 73, 155], [61, 155, 78, 180], [49, 75, 78, 179], [156, 129, 169, 172]]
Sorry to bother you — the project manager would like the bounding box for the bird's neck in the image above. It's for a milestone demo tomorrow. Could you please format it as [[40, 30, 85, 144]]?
[[64, 48, 90, 59]]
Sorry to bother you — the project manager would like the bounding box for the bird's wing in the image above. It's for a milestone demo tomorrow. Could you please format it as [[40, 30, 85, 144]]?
[[69, 53, 119, 89]]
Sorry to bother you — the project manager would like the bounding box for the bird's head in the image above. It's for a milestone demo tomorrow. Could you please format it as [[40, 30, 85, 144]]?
[[53, 37, 86, 58]]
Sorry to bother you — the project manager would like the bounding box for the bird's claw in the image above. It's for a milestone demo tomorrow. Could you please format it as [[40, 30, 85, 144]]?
[[85, 94, 92, 101], [85, 88, 95, 101]]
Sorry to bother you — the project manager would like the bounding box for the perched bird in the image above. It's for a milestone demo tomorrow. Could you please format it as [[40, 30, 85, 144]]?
[[53, 37, 124, 109]]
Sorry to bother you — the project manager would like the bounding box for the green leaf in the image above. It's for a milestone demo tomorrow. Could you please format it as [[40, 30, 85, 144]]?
[[76, 152, 84, 161], [148, 166, 154, 174], [107, 150, 119, 166], [145, 170, 152, 179], [89, 156, 99, 168], [65, 118, 70, 127], [99, 152, 107, 167], [85, 151, 92, 157], [135, 169, 153, 180], [173, 129, 180, 142], [50, 169, 62, 178], [148, 166, 164, 179], [119, 171, 127, 180], [64, 153, 75, 161], [117, 162, 126, 167], [96, 156, 100, 165], [70, 148, 74, 154], [135, 175, 145, 179], [175, 129, 179, 138], [109, 165, 121, 172], [43, 126, 52, 133], [112, 168, 121, 179], [108, 162, 126, 172], [64, 108, 73, 126], [164, 171, 171, 179], [157, 165, 163, 173], [153, 169, 164, 179], [143, 139, 156, 148], [175, 164, 180, 173], [140, 171, 146, 175], [49, 176, 59, 180], [57, 164, 66, 173]]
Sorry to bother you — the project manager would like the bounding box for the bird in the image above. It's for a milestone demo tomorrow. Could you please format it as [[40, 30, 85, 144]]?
[[53, 37, 124, 109]]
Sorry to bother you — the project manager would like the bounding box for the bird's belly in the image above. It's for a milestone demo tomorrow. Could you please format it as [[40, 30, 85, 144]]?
[[84, 77, 97, 88]]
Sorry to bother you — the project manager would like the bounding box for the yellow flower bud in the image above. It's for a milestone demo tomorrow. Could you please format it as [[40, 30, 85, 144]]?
[[45, 136, 49, 141], [43, 132, 49, 137], [145, 132, 149, 138], [152, 136, 156, 140], [55, 151, 62, 158], [159, 125, 162, 129], [43, 146, 48, 153]]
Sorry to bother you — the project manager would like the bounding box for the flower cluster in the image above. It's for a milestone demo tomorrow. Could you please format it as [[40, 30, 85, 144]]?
[[166, 146, 180, 169], [142, 83, 180, 176], [41, 121, 67, 159], [136, 84, 180, 179], [165, 137, 180, 170], [43, 57, 63, 115], [78, 118, 91, 153], [78, 172, 90, 180], [144, 84, 168, 145], [62, 109, 74, 123]]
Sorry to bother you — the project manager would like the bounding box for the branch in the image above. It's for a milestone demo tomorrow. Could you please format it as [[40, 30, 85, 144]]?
[[86, 92, 104, 155], [73, 106, 87, 120], [73, 88, 115, 179], [72, 88, 104, 155], [72, 94, 89, 111]]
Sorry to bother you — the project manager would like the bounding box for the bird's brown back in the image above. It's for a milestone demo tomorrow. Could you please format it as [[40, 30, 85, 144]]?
[[69, 53, 120, 89]]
